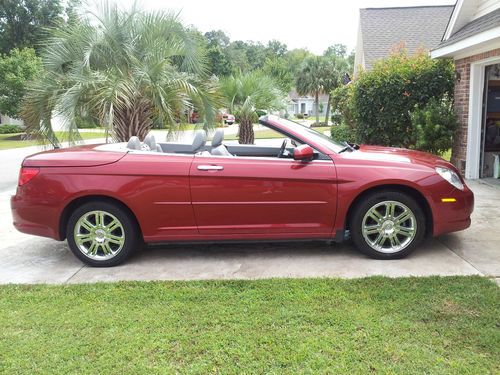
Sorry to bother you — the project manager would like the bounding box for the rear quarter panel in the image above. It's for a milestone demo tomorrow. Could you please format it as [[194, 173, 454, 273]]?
[[13, 153, 196, 241]]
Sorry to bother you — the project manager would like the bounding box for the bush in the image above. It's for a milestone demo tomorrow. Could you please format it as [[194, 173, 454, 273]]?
[[0, 124, 23, 134], [331, 124, 358, 143], [330, 113, 342, 126], [411, 95, 458, 155], [296, 113, 304, 119], [352, 51, 454, 148], [330, 84, 355, 128]]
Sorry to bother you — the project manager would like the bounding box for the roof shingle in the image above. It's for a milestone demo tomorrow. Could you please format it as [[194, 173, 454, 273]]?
[[359, 6, 453, 69]]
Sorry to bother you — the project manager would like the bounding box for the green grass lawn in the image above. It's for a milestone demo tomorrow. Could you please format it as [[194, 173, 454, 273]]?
[[0, 131, 107, 150], [1, 276, 498, 374]]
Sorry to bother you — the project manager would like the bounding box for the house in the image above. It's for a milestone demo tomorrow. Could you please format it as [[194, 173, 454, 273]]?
[[287, 90, 329, 117], [354, 5, 454, 76], [431, 0, 500, 179]]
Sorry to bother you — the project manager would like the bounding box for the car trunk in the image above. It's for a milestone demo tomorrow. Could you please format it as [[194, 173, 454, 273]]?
[[22, 144, 127, 167]]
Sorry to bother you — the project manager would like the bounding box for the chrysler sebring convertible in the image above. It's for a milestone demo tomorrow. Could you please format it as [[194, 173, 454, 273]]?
[[11, 116, 473, 266]]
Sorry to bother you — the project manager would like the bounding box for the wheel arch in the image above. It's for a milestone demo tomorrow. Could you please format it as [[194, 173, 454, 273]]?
[[345, 184, 433, 237], [59, 195, 142, 241]]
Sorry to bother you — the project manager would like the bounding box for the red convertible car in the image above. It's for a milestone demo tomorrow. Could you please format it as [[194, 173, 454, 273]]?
[[11, 116, 473, 267]]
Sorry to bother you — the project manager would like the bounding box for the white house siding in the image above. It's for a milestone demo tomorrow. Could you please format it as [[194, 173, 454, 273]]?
[[473, 0, 500, 20]]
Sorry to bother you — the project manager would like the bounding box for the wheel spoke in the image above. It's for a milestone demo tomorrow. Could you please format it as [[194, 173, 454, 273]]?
[[108, 234, 124, 245], [395, 210, 412, 224], [80, 219, 95, 232], [390, 235, 401, 247], [364, 225, 381, 235], [368, 209, 384, 222], [398, 226, 415, 238], [95, 212, 105, 226], [106, 219, 120, 232], [102, 242, 113, 255], [75, 233, 93, 244], [87, 242, 99, 256], [386, 202, 396, 218]]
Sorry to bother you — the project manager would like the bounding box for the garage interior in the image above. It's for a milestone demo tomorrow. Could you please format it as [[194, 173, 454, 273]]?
[[481, 63, 500, 178]]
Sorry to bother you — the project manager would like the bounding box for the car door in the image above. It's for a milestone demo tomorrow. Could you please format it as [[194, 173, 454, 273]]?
[[189, 154, 338, 237]]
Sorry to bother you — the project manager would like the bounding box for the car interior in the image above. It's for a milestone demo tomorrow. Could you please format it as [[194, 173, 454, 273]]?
[[124, 128, 314, 159]]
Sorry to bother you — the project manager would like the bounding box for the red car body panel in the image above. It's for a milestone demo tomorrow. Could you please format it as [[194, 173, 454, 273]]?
[[11, 118, 474, 245]]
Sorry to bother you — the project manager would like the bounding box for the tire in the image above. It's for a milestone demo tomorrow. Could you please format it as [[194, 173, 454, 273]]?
[[349, 191, 426, 259], [66, 201, 139, 267]]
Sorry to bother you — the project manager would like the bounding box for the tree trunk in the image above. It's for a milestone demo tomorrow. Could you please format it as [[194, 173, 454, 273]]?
[[113, 99, 153, 142], [315, 91, 319, 125], [238, 119, 254, 144], [324, 95, 331, 126]]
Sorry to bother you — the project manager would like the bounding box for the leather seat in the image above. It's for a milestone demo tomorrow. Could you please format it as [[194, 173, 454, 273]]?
[[210, 129, 232, 156], [191, 130, 207, 153]]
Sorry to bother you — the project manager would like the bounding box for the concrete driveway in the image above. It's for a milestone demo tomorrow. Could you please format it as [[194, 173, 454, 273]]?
[[1, 171, 499, 284]]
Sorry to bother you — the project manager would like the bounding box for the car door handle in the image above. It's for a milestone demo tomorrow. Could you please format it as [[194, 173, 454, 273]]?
[[197, 165, 224, 171]]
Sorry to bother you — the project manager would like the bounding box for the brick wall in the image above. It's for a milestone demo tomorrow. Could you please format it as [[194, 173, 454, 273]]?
[[451, 48, 500, 173]]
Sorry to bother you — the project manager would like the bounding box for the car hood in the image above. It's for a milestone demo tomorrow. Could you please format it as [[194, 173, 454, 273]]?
[[23, 144, 127, 167], [342, 145, 451, 169]]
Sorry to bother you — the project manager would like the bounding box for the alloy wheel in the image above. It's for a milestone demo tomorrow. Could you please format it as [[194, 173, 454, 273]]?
[[73, 210, 125, 260], [361, 200, 417, 254]]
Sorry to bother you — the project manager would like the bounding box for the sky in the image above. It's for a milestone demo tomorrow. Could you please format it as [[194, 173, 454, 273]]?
[[120, 0, 456, 54]]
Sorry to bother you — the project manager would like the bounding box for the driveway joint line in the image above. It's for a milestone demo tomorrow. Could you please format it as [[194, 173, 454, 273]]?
[[65, 264, 86, 283], [436, 238, 485, 276]]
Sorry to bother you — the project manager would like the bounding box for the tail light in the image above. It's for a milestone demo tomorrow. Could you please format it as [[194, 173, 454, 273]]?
[[18, 167, 40, 186]]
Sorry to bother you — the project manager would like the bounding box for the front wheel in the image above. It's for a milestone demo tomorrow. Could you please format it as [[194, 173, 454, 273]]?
[[67, 201, 139, 267], [349, 191, 426, 259]]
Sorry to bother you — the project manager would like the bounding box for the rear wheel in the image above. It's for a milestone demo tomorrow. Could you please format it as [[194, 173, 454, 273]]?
[[349, 191, 425, 259], [67, 201, 139, 267]]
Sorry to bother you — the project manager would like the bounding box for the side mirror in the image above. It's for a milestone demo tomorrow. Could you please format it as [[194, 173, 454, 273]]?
[[293, 144, 314, 161]]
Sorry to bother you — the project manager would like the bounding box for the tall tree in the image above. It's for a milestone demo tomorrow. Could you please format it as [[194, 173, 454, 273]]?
[[266, 40, 287, 58], [0, 48, 41, 118], [0, 0, 65, 54], [220, 71, 285, 144], [22, 2, 220, 145], [321, 56, 348, 125], [261, 57, 293, 93], [296, 56, 325, 125]]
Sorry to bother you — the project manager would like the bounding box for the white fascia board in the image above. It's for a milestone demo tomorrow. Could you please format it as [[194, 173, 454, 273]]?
[[431, 26, 500, 58]]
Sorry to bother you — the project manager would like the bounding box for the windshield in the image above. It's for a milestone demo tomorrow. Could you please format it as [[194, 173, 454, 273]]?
[[266, 116, 345, 153]]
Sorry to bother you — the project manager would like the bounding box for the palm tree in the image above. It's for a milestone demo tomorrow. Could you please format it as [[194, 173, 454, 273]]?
[[321, 56, 348, 125], [22, 2, 220, 146], [219, 71, 284, 144], [296, 56, 324, 125]]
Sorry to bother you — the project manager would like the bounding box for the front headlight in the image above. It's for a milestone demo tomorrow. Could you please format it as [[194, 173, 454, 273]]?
[[435, 167, 464, 190]]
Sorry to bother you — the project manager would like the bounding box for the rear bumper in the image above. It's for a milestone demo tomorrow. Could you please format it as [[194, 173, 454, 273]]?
[[11, 193, 62, 240], [431, 183, 474, 237]]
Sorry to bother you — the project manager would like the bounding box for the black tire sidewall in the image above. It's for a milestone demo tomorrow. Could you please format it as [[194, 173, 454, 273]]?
[[350, 191, 426, 259], [66, 201, 138, 267]]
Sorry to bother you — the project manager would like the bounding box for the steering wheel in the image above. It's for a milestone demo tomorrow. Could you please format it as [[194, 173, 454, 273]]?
[[277, 138, 291, 158]]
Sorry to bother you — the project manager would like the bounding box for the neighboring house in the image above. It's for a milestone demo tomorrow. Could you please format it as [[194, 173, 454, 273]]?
[[431, 0, 500, 179], [0, 114, 23, 126], [287, 90, 329, 117], [354, 5, 453, 76]]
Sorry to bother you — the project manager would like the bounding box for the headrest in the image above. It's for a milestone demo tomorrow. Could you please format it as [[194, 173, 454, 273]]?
[[211, 129, 224, 147], [144, 132, 157, 151], [126, 136, 141, 150], [191, 130, 207, 152]]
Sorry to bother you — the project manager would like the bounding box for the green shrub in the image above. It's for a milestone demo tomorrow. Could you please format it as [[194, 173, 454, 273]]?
[[330, 124, 358, 143], [330, 84, 356, 128], [330, 113, 342, 126], [352, 51, 454, 148], [411, 95, 458, 155], [76, 116, 99, 129], [296, 113, 304, 119], [0, 124, 23, 134]]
